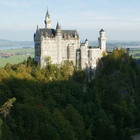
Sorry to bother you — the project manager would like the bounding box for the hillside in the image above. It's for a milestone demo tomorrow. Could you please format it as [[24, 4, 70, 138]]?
[[1, 39, 140, 47], [0, 39, 33, 47], [0, 51, 140, 139], [88, 40, 140, 47]]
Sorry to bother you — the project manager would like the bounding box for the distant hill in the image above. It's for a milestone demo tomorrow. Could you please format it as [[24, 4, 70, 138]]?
[[1, 39, 140, 47], [0, 39, 34, 47], [0, 39, 11, 42], [88, 40, 140, 47]]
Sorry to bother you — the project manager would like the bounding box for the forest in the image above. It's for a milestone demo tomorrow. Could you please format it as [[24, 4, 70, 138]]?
[[0, 49, 140, 140]]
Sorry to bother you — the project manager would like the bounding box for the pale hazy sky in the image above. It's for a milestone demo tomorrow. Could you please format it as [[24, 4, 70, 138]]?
[[0, 0, 140, 41]]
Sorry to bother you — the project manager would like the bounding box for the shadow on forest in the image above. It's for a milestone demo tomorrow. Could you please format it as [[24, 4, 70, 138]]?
[[0, 54, 140, 140], [0, 74, 89, 140], [136, 59, 140, 65]]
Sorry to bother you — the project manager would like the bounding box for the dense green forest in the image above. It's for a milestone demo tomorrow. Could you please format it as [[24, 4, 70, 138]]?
[[0, 49, 140, 140]]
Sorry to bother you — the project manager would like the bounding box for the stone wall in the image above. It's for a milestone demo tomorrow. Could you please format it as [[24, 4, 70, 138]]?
[[41, 37, 57, 66], [81, 45, 88, 69], [35, 33, 80, 68]]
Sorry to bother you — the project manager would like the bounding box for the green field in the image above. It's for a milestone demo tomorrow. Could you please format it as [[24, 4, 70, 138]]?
[[0, 48, 34, 67], [0, 54, 34, 67], [1, 47, 140, 67], [129, 48, 140, 59]]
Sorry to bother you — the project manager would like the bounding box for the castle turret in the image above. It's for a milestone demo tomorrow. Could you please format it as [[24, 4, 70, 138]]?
[[85, 39, 88, 46], [126, 48, 130, 56], [37, 25, 39, 31], [44, 9, 51, 29], [56, 21, 62, 64], [56, 21, 60, 30], [98, 29, 107, 52], [81, 44, 88, 69]]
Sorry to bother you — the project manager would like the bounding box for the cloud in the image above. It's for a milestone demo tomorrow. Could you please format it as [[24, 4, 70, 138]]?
[[96, 16, 117, 20], [0, 0, 29, 8], [120, 8, 137, 13], [70, 0, 86, 7], [82, 11, 117, 21], [129, 18, 140, 22], [82, 11, 95, 15], [0, 0, 17, 6]]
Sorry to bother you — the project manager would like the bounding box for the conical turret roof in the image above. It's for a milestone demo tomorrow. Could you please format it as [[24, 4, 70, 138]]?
[[37, 25, 39, 31], [100, 29, 105, 32], [56, 21, 60, 29], [46, 8, 50, 18]]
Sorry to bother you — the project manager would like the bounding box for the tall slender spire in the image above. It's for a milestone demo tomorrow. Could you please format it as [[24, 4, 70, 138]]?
[[44, 8, 51, 29], [37, 25, 39, 31], [56, 20, 60, 29], [46, 8, 50, 18]]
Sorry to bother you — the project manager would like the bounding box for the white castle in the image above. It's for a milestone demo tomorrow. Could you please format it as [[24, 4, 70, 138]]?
[[34, 9, 107, 75]]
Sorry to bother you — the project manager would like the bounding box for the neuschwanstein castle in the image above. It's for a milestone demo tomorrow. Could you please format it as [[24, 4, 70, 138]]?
[[34, 9, 107, 73]]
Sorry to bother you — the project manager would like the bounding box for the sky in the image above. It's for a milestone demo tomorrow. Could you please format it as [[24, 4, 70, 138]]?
[[0, 0, 140, 42]]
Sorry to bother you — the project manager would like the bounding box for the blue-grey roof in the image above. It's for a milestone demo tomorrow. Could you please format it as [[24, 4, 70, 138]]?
[[62, 30, 75, 35], [62, 30, 79, 38], [100, 29, 105, 32], [39, 29, 55, 38], [56, 21, 60, 29], [37, 28, 79, 38]]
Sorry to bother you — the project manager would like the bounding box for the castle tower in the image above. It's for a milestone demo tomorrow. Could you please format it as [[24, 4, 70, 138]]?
[[85, 39, 88, 46], [44, 9, 51, 29], [126, 48, 130, 56], [98, 29, 107, 52], [81, 44, 88, 69], [56, 21, 62, 64]]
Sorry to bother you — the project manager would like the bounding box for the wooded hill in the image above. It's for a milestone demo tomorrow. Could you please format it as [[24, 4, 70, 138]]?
[[0, 49, 140, 140], [0, 39, 33, 47], [88, 40, 140, 47]]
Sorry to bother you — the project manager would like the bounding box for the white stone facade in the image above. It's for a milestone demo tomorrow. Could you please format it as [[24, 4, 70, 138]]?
[[34, 10, 107, 76]]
